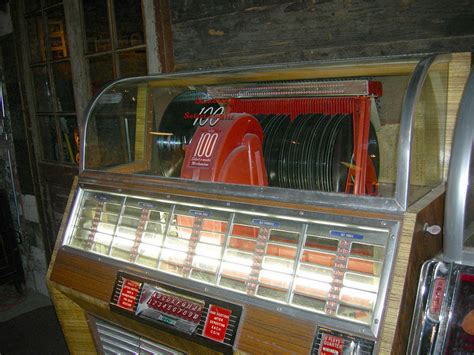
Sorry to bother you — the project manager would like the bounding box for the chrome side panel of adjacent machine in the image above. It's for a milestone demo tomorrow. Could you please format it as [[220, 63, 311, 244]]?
[[409, 261, 474, 354], [444, 70, 474, 265]]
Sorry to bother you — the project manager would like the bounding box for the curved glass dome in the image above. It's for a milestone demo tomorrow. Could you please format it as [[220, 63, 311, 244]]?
[[82, 56, 452, 210]]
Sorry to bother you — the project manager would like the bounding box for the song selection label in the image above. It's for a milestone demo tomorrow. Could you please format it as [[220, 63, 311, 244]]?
[[85, 200, 105, 251], [129, 207, 150, 263], [182, 215, 204, 277], [325, 239, 351, 315], [246, 226, 271, 295]]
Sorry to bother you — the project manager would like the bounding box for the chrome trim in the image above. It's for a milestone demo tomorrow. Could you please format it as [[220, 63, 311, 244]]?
[[61, 185, 400, 340], [79, 172, 405, 214], [62, 187, 84, 246], [75, 183, 394, 233], [370, 220, 400, 337], [394, 54, 451, 210], [444, 69, 474, 264], [436, 263, 474, 353], [407, 259, 450, 354], [408, 262, 474, 354], [93, 317, 184, 355]]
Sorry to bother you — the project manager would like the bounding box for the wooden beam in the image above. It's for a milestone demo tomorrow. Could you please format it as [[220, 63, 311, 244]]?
[[154, 0, 175, 73]]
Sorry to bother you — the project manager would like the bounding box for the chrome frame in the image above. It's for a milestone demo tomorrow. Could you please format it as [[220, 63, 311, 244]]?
[[62, 184, 400, 340], [407, 259, 451, 354], [395, 55, 448, 209], [79, 53, 451, 213], [444, 70, 474, 265], [408, 260, 474, 354], [436, 263, 474, 353]]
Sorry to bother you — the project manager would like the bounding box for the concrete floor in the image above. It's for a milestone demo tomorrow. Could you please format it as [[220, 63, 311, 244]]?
[[0, 282, 69, 354], [0, 283, 52, 322]]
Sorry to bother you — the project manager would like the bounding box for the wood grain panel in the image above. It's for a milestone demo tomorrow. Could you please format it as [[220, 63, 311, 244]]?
[[379, 185, 445, 353], [134, 84, 148, 161], [238, 305, 316, 354], [51, 249, 316, 353], [155, 0, 175, 73], [146, 60, 420, 87], [49, 286, 97, 354], [51, 283, 219, 354], [391, 192, 444, 354], [169, 1, 474, 70], [444, 52, 472, 180], [50, 250, 117, 301]]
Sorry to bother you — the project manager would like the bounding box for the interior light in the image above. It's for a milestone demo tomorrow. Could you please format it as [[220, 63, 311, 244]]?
[[96, 222, 115, 235], [193, 255, 220, 272], [161, 249, 186, 264], [224, 250, 253, 266], [163, 237, 189, 252], [195, 243, 222, 258]]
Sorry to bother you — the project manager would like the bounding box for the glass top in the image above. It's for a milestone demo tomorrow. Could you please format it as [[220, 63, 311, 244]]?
[[82, 57, 451, 208]]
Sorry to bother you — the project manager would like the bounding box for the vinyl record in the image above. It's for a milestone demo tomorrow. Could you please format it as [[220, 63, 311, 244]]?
[[278, 115, 298, 188], [257, 110, 379, 193], [257, 113, 277, 176], [323, 114, 346, 191], [297, 114, 321, 190], [325, 114, 347, 191], [288, 115, 308, 189], [267, 114, 291, 186], [311, 114, 331, 191], [330, 114, 353, 192], [329, 116, 380, 193], [155, 91, 214, 177], [295, 115, 314, 190], [319, 114, 341, 191]]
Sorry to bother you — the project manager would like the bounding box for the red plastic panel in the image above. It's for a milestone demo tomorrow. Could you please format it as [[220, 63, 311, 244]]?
[[181, 113, 267, 187]]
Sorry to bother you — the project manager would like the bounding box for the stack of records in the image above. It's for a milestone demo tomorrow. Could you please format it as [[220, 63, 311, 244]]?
[[257, 114, 379, 192], [256, 114, 291, 186]]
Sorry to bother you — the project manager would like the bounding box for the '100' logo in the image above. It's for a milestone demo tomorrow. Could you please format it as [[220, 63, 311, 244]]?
[[193, 132, 218, 158]]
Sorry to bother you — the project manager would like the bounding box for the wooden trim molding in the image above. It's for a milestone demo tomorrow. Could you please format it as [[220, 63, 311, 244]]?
[[154, 0, 175, 73]]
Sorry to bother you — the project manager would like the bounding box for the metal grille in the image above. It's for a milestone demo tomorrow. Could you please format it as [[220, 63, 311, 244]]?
[[94, 318, 184, 355]]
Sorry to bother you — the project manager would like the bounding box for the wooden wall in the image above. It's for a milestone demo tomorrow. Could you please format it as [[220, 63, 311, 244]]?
[[167, 0, 474, 71]]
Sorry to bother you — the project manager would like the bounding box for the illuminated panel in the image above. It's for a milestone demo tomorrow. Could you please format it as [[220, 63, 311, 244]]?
[[66, 189, 389, 327]]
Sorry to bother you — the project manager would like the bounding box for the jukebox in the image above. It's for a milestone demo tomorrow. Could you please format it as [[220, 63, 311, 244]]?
[[408, 70, 474, 354], [47, 53, 470, 354]]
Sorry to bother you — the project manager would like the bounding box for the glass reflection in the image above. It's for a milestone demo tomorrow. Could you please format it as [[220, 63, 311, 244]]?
[[46, 7, 69, 59], [32, 66, 53, 112]]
